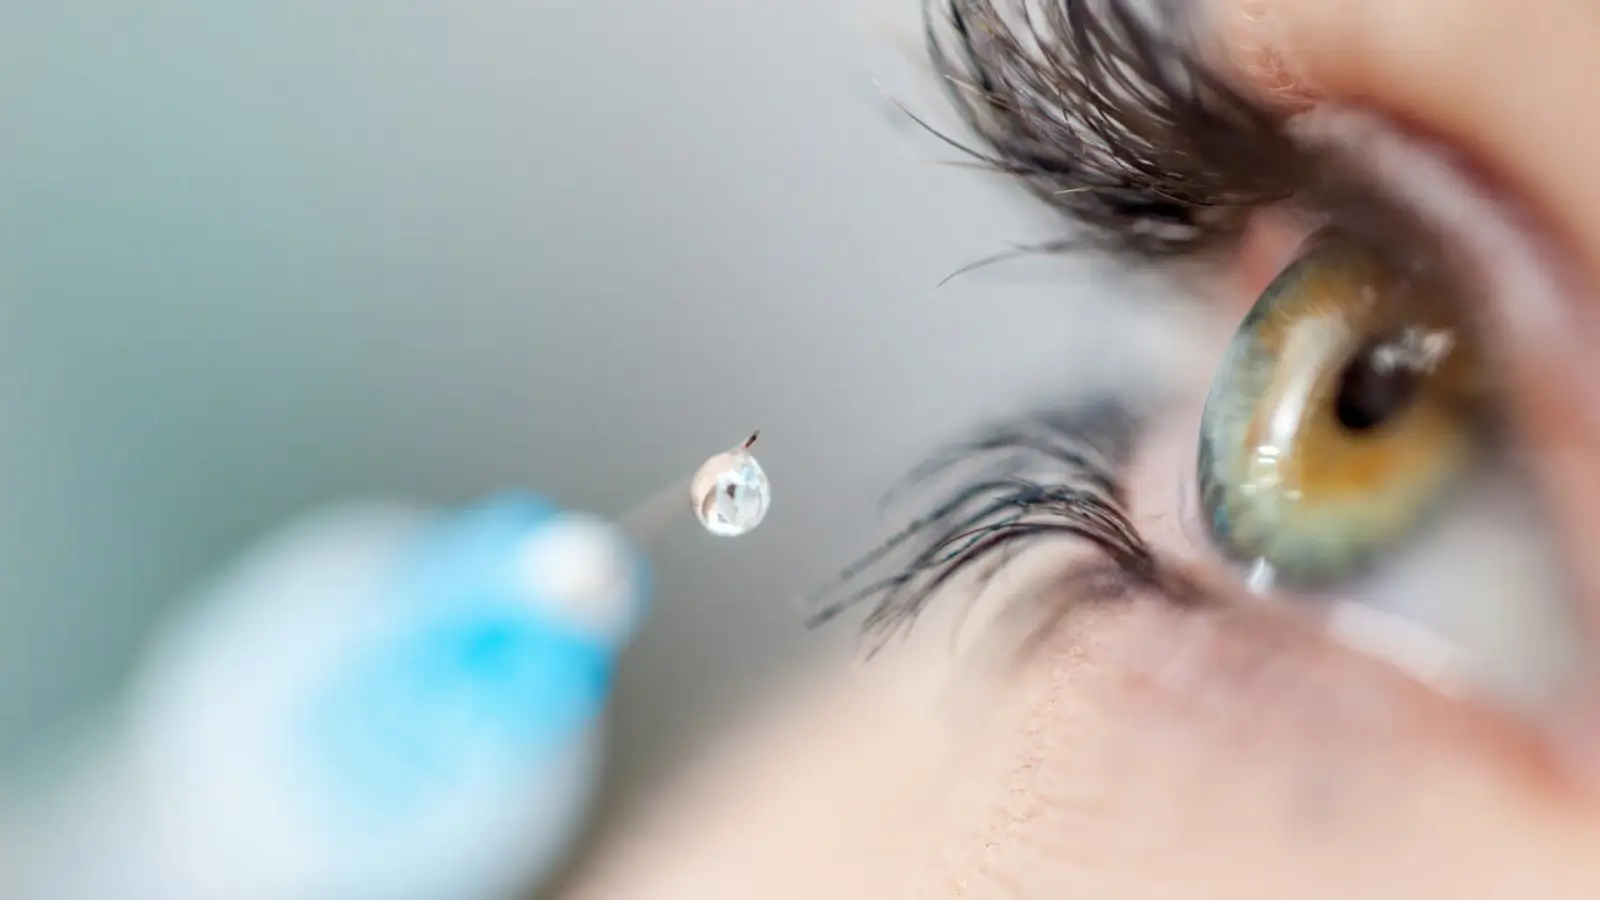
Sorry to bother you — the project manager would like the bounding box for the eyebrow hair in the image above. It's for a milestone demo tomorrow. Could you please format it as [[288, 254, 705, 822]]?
[[924, 0, 1309, 259]]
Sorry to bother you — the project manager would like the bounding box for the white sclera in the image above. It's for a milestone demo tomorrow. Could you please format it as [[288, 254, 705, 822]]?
[[690, 449, 770, 537]]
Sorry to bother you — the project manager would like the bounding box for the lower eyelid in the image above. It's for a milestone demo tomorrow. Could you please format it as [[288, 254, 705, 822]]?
[[942, 576, 1600, 900], [1005, 561, 1556, 783], [1291, 110, 1600, 623], [1055, 462, 1573, 802]]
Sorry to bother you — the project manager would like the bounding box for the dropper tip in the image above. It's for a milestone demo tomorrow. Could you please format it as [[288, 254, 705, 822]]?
[[742, 429, 761, 450]]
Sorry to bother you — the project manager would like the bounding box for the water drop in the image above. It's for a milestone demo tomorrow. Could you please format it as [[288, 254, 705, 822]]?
[[690, 435, 770, 537]]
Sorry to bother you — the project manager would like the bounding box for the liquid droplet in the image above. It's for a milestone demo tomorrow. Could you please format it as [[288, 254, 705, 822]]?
[[691, 442, 770, 537]]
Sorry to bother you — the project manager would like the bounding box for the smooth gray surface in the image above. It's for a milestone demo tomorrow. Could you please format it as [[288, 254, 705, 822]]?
[[0, 0, 1193, 802]]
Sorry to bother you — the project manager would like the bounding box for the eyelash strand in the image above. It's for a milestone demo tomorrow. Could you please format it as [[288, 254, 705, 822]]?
[[925, 0, 1305, 260], [807, 406, 1160, 653]]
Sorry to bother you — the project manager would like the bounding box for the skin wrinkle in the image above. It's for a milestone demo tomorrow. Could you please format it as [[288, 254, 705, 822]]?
[[1210, 0, 1600, 289], [556, 1, 1600, 896], [890, 211, 1600, 895], [1126, 403, 1583, 778], [1225, 0, 1302, 102], [1025, 627, 1145, 885], [951, 570, 1212, 892], [852, 543, 1167, 898], [1210, 0, 1308, 108], [909, 380, 1600, 894], [561, 477, 1600, 899], [970, 671, 1054, 898], [955, 603, 1072, 899], [945, 593, 1594, 897], [974, 603, 1192, 896], [928, 552, 1116, 897]]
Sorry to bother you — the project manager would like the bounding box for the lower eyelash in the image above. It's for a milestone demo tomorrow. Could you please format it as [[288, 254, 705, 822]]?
[[806, 399, 1164, 650]]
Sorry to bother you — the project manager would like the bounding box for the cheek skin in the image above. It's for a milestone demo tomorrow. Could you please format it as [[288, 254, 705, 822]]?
[[927, 592, 1600, 899], [566, 345, 1600, 900], [953, 410, 1600, 899], [565, 196, 1600, 897], [566, 572, 1600, 900], [566, 438, 1600, 900]]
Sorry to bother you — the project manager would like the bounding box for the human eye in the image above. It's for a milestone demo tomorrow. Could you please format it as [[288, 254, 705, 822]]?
[[810, 0, 1592, 724], [1195, 226, 1485, 590]]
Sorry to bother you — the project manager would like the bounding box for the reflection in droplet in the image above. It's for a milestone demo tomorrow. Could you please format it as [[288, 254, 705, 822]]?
[[691, 435, 770, 537]]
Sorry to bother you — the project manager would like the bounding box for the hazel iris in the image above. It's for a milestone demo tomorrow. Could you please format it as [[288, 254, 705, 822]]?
[[1197, 230, 1487, 586]]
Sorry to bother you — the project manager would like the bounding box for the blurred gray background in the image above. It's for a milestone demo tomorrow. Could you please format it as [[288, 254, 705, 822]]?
[[0, 0, 1194, 815]]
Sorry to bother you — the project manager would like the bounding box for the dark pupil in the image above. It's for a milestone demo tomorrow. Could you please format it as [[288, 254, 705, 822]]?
[[1335, 340, 1425, 433]]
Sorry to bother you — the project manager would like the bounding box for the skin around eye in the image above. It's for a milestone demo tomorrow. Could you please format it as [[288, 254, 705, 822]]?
[[562, 19, 1600, 900], [1210, 0, 1600, 652], [554, 0, 1600, 897], [1197, 228, 1487, 587]]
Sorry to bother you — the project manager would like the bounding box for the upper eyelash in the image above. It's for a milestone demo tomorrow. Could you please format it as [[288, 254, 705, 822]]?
[[806, 0, 1274, 645], [805, 401, 1162, 651], [925, 0, 1457, 274], [816, 5, 1478, 645], [925, 0, 1306, 260]]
